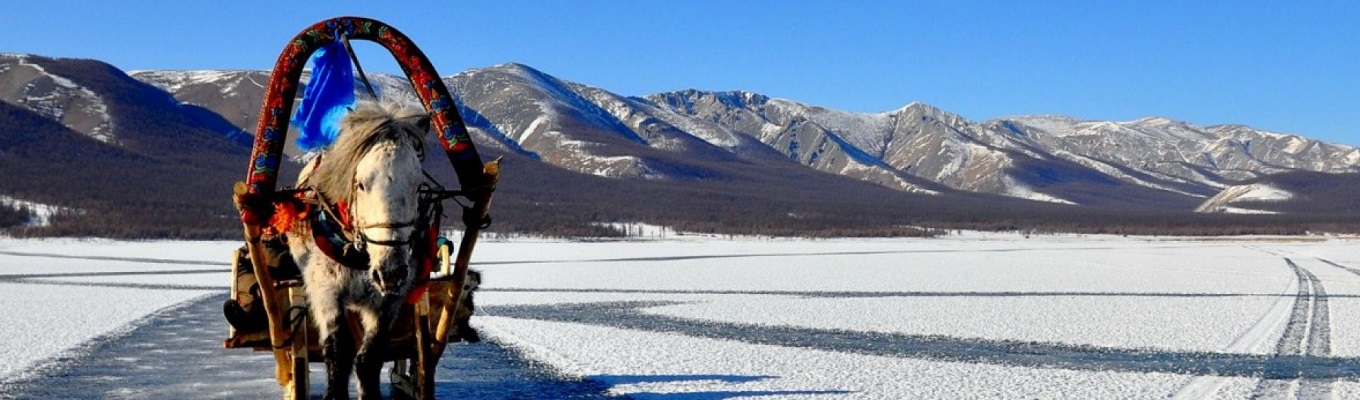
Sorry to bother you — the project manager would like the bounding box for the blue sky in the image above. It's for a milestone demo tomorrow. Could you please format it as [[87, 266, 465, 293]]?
[[5, 1, 1359, 145]]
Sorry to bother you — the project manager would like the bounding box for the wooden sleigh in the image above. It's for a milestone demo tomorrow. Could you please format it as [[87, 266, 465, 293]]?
[[226, 17, 497, 400]]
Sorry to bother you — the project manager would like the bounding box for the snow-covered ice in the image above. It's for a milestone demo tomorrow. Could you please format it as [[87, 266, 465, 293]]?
[[470, 235, 1360, 398], [0, 239, 234, 381], [2, 234, 1358, 398]]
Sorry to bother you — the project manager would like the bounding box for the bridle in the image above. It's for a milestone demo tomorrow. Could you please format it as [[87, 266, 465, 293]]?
[[302, 161, 424, 271], [350, 219, 419, 250], [299, 144, 486, 274], [343, 142, 429, 252], [305, 167, 452, 273]]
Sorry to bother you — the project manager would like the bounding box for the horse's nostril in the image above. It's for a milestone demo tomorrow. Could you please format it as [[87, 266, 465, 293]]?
[[370, 269, 384, 287]]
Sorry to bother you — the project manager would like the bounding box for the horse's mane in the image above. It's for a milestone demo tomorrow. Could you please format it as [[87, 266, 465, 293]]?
[[309, 101, 428, 205]]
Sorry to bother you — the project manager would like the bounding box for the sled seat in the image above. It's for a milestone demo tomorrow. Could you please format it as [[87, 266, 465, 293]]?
[[224, 239, 302, 349]]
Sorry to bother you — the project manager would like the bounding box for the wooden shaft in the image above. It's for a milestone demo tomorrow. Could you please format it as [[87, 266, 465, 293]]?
[[285, 286, 310, 400], [415, 300, 433, 400], [430, 160, 498, 369], [242, 224, 294, 386], [430, 204, 484, 356]]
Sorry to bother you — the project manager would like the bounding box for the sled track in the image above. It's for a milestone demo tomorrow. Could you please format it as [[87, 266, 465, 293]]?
[[1251, 258, 1332, 400], [486, 287, 1360, 299], [1318, 257, 1360, 278], [473, 245, 1192, 266], [0, 295, 613, 399], [0, 250, 229, 266]]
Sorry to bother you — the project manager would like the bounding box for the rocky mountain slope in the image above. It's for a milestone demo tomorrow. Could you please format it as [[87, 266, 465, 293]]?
[[0, 54, 251, 237], [4, 53, 1359, 237], [1195, 171, 1360, 215], [136, 63, 1359, 211]]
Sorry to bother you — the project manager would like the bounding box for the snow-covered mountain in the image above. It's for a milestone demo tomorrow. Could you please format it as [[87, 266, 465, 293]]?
[[0, 55, 253, 237], [1195, 183, 1292, 214], [1187, 171, 1360, 216], [648, 90, 1360, 207], [0, 54, 115, 143], [130, 69, 415, 139], [1004, 115, 1360, 189], [125, 61, 1360, 211], [648, 91, 1213, 207], [446, 63, 696, 179], [0, 55, 252, 151], [642, 90, 940, 193], [130, 69, 270, 135]]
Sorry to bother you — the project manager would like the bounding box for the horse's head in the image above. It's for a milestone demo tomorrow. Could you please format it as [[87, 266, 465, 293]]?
[[315, 101, 429, 295]]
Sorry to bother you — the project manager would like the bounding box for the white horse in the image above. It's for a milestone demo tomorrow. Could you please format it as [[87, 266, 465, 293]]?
[[288, 101, 428, 400]]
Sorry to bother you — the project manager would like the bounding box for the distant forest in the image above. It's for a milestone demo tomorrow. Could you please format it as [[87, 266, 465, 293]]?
[[5, 138, 1360, 240], [418, 149, 1360, 239], [0, 203, 28, 228]]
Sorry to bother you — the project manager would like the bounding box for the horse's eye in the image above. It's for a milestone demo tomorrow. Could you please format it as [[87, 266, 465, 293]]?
[[356, 182, 366, 192]]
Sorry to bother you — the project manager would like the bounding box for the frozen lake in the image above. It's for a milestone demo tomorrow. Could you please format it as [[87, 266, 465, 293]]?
[[1, 233, 1358, 399]]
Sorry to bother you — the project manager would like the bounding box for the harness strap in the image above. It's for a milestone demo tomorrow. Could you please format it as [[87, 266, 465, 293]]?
[[311, 205, 370, 270], [300, 183, 441, 305], [306, 190, 421, 269]]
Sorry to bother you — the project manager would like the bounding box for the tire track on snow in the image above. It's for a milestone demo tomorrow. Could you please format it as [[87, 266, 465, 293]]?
[[1251, 258, 1332, 400]]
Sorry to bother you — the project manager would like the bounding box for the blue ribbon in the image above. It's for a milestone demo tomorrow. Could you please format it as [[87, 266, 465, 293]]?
[[291, 38, 356, 152]]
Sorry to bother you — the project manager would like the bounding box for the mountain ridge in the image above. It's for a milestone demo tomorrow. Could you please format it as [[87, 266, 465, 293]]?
[[4, 53, 1360, 237], [0, 54, 251, 237], [130, 61, 1360, 209]]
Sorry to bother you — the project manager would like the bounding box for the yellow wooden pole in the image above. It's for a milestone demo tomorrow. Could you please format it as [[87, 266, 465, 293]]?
[[431, 159, 499, 368], [235, 182, 294, 386]]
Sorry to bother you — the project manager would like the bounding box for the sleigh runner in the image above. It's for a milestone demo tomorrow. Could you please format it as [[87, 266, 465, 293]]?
[[226, 17, 497, 400]]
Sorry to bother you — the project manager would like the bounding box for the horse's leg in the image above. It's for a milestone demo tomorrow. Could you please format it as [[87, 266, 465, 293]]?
[[307, 269, 354, 400], [354, 295, 404, 400], [320, 305, 355, 400]]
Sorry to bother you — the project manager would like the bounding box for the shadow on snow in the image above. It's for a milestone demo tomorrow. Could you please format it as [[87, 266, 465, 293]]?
[[487, 301, 1360, 380]]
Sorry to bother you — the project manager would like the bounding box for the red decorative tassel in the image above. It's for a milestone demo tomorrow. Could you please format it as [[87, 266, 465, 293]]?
[[268, 196, 311, 236]]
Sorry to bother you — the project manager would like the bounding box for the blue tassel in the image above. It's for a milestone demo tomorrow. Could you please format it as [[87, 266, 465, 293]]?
[[291, 39, 356, 153]]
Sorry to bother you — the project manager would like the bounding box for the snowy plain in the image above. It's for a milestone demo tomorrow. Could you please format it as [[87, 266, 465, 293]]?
[[0, 233, 1358, 399]]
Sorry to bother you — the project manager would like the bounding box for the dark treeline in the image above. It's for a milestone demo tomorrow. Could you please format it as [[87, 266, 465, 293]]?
[[0, 203, 29, 228], [424, 149, 1360, 239], [1229, 171, 1360, 215], [9, 128, 1360, 239]]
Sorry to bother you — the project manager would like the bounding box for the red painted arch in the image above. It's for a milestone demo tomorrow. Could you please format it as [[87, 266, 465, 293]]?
[[245, 16, 486, 196]]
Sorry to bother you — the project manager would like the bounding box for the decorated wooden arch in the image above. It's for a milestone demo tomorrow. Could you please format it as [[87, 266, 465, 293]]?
[[245, 16, 487, 197]]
